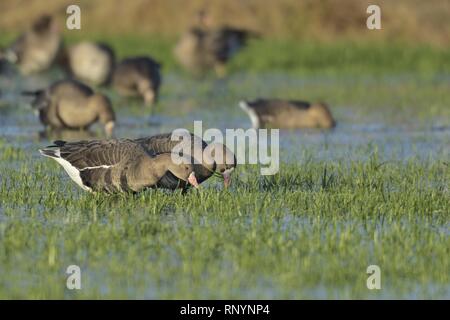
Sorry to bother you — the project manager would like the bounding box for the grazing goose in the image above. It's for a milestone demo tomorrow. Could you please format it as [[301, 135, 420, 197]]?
[[63, 41, 115, 86], [112, 56, 162, 106], [135, 132, 236, 188], [174, 11, 254, 76], [239, 99, 336, 129], [39, 139, 199, 193], [1, 15, 61, 74], [24, 79, 115, 137]]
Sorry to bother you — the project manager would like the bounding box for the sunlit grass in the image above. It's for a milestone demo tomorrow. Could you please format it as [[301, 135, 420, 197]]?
[[0, 35, 449, 299], [0, 141, 448, 298], [1, 34, 449, 76]]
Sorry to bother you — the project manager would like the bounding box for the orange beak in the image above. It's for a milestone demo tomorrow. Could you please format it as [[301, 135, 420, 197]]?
[[223, 172, 231, 188], [188, 172, 199, 188]]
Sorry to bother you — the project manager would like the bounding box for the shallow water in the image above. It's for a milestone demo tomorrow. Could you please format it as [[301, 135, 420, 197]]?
[[0, 70, 449, 299], [1, 71, 449, 164]]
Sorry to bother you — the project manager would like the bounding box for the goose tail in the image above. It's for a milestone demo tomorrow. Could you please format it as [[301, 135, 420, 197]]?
[[239, 100, 260, 129], [39, 140, 66, 158], [39, 147, 60, 159]]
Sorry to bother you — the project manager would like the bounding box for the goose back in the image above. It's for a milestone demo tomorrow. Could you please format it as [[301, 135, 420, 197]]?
[[112, 56, 161, 104], [135, 133, 215, 184], [29, 79, 115, 133], [39, 139, 194, 193], [7, 15, 61, 74], [240, 99, 336, 129], [66, 42, 115, 86]]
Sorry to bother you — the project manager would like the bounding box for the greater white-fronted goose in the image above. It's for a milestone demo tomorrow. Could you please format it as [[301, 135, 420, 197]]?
[[24, 79, 115, 137], [1, 15, 61, 74], [39, 139, 199, 193], [63, 41, 115, 86], [174, 11, 254, 76], [239, 99, 336, 129], [135, 131, 236, 188], [112, 56, 161, 106]]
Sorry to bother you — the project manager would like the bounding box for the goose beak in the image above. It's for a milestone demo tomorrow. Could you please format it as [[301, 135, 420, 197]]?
[[144, 90, 156, 106], [104, 121, 115, 138], [188, 172, 199, 188], [223, 172, 231, 188]]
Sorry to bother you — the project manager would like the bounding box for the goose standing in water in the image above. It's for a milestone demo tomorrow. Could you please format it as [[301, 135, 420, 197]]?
[[112, 56, 161, 106], [24, 79, 115, 137], [135, 132, 236, 188], [239, 99, 336, 129], [39, 139, 199, 193], [0, 15, 61, 74], [174, 10, 254, 77], [62, 41, 115, 86]]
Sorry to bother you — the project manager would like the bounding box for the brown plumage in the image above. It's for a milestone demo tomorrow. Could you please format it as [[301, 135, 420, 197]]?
[[175, 27, 253, 77], [174, 11, 254, 76], [62, 41, 115, 86], [1, 15, 61, 74], [135, 132, 237, 188], [239, 99, 336, 129], [112, 56, 162, 106], [39, 139, 199, 193], [24, 79, 115, 137]]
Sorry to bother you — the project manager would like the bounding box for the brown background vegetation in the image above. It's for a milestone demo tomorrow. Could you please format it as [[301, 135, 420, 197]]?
[[0, 0, 449, 45]]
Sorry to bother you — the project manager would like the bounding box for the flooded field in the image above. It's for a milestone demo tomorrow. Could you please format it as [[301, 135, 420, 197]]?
[[0, 65, 449, 298]]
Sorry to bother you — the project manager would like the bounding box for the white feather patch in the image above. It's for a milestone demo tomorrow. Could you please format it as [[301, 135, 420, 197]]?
[[239, 101, 260, 129], [79, 165, 114, 171], [40, 149, 92, 192]]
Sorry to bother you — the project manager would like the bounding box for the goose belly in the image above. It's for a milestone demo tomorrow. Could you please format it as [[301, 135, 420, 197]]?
[[156, 171, 185, 190]]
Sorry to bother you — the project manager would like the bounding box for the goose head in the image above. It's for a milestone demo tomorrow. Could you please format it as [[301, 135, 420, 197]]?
[[165, 155, 199, 188], [89, 93, 116, 137], [309, 103, 336, 128], [205, 142, 236, 188]]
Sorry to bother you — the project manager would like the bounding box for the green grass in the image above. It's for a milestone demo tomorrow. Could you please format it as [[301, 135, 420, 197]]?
[[0, 144, 448, 299], [104, 36, 450, 76], [0, 35, 449, 299], [2, 34, 450, 76]]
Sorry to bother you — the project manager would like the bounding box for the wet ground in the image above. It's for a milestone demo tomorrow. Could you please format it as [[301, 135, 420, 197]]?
[[0, 69, 448, 299], [1, 71, 449, 164]]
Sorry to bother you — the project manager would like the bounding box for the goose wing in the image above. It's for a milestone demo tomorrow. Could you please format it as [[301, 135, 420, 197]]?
[[135, 132, 207, 156], [39, 139, 151, 192]]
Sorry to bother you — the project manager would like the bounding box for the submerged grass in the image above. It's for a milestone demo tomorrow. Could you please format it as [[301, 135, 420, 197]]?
[[0, 145, 448, 298], [0, 35, 449, 298]]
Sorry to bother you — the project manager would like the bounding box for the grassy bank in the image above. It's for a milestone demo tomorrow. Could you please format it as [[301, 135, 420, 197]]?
[[1, 0, 449, 45], [2, 34, 449, 76], [79, 36, 450, 76]]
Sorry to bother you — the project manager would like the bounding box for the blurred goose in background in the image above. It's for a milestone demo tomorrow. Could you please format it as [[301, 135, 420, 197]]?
[[0, 15, 61, 74], [112, 56, 162, 106], [39, 139, 199, 193], [24, 79, 115, 136], [135, 131, 236, 188], [37, 127, 98, 142], [62, 41, 115, 86], [239, 99, 336, 129], [174, 10, 255, 77]]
